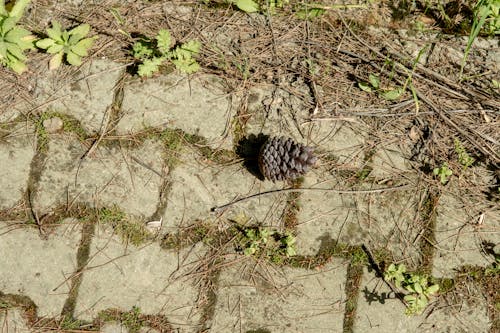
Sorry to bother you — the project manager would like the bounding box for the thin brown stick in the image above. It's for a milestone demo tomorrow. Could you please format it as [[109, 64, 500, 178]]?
[[211, 184, 412, 213]]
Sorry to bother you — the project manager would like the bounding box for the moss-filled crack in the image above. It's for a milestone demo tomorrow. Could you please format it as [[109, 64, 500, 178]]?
[[60, 221, 96, 319], [419, 188, 440, 274]]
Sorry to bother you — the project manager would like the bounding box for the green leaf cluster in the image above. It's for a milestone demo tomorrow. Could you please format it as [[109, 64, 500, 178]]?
[[0, 0, 35, 74], [384, 264, 439, 315], [454, 138, 475, 169], [358, 74, 403, 101], [433, 163, 453, 184], [36, 21, 97, 69], [239, 227, 296, 258], [132, 29, 201, 77]]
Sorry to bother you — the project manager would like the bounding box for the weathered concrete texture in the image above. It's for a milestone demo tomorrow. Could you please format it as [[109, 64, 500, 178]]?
[[162, 151, 287, 231], [0, 308, 30, 333], [370, 142, 413, 178], [296, 173, 423, 261], [34, 137, 165, 217], [0, 225, 81, 317], [0, 126, 35, 209], [75, 227, 204, 332], [36, 60, 123, 134], [353, 268, 420, 333], [432, 189, 500, 277], [418, 291, 491, 332], [117, 74, 233, 148], [101, 322, 129, 333], [245, 86, 367, 167], [209, 258, 348, 332]]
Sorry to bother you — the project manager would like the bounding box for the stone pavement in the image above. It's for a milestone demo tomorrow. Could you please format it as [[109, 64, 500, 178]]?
[[0, 59, 498, 332]]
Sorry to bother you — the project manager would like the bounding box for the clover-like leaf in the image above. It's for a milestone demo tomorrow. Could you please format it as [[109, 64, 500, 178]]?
[[70, 37, 96, 57], [8, 58, 26, 73], [369, 74, 380, 89], [66, 51, 82, 66], [46, 44, 64, 54], [68, 23, 90, 38], [426, 284, 439, 295], [7, 43, 26, 61], [36, 38, 56, 49], [380, 87, 403, 100], [1, 17, 17, 34], [235, 0, 259, 13], [49, 51, 63, 70], [358, 81, 372, 92], [46, 21, 63, 42]]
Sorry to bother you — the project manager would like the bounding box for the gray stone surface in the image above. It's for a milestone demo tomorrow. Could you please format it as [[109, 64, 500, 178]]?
[[209, 257, 348, 332], [162, 151, 287, 231], [296, 173, 423, 261], [370, 142, 413, 178], [117, 74, 233, 148], [101, 322, 129, 333], [0, 127, 35, 209], [0, 225, 81, 317], [0, 308, 30, 333], [75, 227, 204, 332], [353, 268, 420, 333], [432, 188, 500, 277], [36, 60, 123, 134], [34, 137, 165, 217]]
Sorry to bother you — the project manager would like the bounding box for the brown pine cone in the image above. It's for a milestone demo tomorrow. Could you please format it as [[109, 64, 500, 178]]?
[[258, 136, 317, 182]]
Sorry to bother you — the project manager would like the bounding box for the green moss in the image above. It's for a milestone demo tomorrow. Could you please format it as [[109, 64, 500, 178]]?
[[97, 206, 150, 246]]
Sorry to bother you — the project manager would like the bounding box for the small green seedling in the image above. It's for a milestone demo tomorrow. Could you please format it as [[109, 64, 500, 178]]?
[[132, 29, 200, 77], [36, 21, 97, 69], [384, 263, 439, 315], [0, 0, 35, 73], [358, 73, 403, 101], [454, 139, 475, 169], [239, 227, 297, 258], [433, 163, 453, 184]]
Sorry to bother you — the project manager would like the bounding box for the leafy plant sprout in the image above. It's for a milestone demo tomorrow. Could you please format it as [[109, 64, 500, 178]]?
[[132, 29, 200, 77], [0, 0, 35, 73], [239, 227, 297, 259], [433, 163, 453, 185], [384, 263, 439, 315], [36, 21, 97, 69]]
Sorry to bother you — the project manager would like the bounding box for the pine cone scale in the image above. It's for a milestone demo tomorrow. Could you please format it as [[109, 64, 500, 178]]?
[[258, 136, 317, 182]]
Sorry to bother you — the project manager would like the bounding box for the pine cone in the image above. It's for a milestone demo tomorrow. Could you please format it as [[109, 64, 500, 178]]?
[[258, 136, 317, 182]]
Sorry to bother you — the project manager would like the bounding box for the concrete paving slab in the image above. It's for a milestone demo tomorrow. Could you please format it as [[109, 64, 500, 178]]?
[[209, 257, 348, 333], [117, 74, 233, 148], [0, 308, 30, 333], [35, 60, 123, 134], [0, 126, 35, 209], [370, 142, 413, 178], [0, 224, 81, 317], [296, 173, 422, 261], [432, 189, 500, 277], [418, 294, 491, 332], [34, 137, 164, 217], [161, 151, 287, 231], [74, 227, 204, 332], [101, 322, 129, 333], [353, 268, 420, 333]]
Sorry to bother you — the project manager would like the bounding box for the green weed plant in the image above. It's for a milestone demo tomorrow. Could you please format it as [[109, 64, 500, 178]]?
[[0, 0, 35, 73], [132, 29, 200, 77], [36, 21, 97, 69], [384, 263, 439, 315]]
